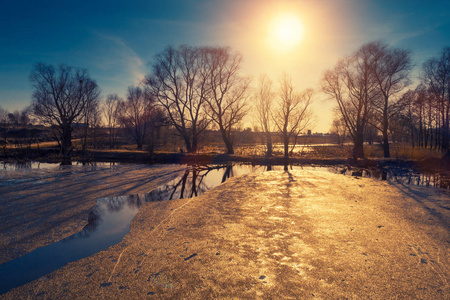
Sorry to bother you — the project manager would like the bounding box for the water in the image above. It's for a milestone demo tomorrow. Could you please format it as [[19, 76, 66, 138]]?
[[335, 166, 450, 189], [0, 197, 140, 295], [0, 161, 118, 171], [234, 144, 316, 156], [0, 164, 268, 295], [1, 162, 447, 294]]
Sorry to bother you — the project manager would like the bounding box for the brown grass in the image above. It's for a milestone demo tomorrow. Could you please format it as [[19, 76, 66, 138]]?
[[365, 143, 444, 160]]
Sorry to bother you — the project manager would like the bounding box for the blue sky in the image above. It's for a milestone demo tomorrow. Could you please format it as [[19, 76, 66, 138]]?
[[1, 0, 449, 131]]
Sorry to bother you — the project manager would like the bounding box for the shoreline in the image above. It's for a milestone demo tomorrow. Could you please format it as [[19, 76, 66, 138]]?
[[2, 148, 449, 177]]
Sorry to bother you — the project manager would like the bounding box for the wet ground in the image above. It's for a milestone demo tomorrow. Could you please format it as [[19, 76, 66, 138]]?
[[1, 165, 449, 298]]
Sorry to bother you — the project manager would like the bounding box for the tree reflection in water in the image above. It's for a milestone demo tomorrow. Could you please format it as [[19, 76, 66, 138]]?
[[338, 166, 450, 190], [82, 164, 236, 234], [134, 164, 234, 204], [0, 164, 247, 295]]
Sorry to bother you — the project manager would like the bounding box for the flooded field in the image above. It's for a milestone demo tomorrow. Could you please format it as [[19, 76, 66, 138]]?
[[0, 162, 448, 297]]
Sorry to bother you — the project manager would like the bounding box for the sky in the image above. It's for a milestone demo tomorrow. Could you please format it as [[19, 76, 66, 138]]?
[[1, 0, 449, 132]]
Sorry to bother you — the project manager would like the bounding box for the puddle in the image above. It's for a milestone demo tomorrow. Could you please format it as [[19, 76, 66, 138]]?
[[0, 164, 270, 295], [334, 166, 450, 189]]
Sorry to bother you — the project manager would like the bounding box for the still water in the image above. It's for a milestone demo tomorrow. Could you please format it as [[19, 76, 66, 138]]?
[[335, 165, 450, 189], [1, 161, 117, 171]]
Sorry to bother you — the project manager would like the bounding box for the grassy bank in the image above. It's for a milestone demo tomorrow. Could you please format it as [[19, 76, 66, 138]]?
[[1, 143, 448, 176]]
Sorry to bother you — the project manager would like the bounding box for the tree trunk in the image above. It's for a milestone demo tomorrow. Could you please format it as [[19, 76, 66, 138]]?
[[382, 134, 390, 158], [382, 122, 390, 158], [382, 107, 390, 158], [266, 133, 273, 157], [352, 131, 365, 160], [147, 129, 155, 156], [225, 139, 234, 154], [137, 136, 143, 150], [190, 126, 198, 154], [219, 126, 234, 154], [190, 137, 198, 154], [81, 125, 88, 152], [109, 128, 114, 149], [283, 131, 289, 158], [443, 105, 450, 152], [443, 121, 449, 153], [61, 123, 72, 165]]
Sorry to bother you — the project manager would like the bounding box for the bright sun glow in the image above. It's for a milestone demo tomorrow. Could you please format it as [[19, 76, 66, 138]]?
[[270, 14, 304, 50]]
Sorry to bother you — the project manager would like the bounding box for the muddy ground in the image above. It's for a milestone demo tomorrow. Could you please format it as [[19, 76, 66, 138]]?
[[1, 166, 449, 299]]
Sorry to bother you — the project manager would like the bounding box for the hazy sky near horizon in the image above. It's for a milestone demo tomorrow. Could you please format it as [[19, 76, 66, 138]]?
[[1, 0, 449, 132]]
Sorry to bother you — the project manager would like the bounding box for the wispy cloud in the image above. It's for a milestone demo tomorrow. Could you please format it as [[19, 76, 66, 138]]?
[[92, 32, 146, 86], [389, 22, 447, 46]]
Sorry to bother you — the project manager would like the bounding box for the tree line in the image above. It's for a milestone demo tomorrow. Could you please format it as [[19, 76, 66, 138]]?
[[0, 106, 32, 126], [398, 51, 450, 153], [25, 45, 313, 164], [3, 41, 448, 163], [323, 41, 450, 160]]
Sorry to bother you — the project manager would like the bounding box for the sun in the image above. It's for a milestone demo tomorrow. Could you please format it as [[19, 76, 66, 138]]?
[[270, 14, 304, 50]]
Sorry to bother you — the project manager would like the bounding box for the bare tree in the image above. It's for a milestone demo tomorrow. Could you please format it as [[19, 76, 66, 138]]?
[[255, 74, 276, 156], [102, 94, 122, 149], [322, 44, 379, 160], [0, 106, 8, 124], [80, 97, 101, 152], [146, 45, 211, 153], [330, 113, 348, 145], [7, 111, 20, 125], [203, 47, 251, 154], [145, 107, 166, 155], [30, 63, 100, 164], [408, 85, 435, 148], [422, 47, 450, 157], [398, 88, 420, 147], [19, 106, 32, 126], [368, 41, 412, 157], [273, 74, 313, 158], [119, 86, 157, 150]]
